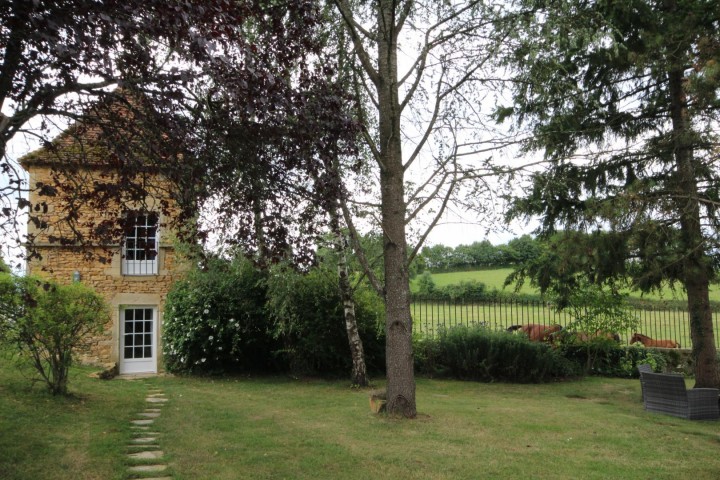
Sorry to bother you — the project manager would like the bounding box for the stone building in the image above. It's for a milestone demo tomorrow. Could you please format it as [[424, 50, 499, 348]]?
[[21, 107, 186, 375]]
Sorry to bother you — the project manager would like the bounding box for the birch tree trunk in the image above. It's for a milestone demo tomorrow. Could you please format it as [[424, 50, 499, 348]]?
[[332, 215, 370, 387]]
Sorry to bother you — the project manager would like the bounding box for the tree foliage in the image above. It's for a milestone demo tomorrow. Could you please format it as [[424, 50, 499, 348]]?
[[420, 236, 542, 271], [266, 261, 385, 377], [2, 0, 231, 251], [163, 254, 385, 377], [330, 0, 519, 415], [3, 0, 356, 268], [499, 0, 720, 386]]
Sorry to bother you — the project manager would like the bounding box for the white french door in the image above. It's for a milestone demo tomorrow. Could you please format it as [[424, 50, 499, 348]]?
[[119, 306, 158, 374]]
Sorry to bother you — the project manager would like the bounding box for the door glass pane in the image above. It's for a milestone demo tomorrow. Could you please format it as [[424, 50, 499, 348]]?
[[123, 307, 154, 360]]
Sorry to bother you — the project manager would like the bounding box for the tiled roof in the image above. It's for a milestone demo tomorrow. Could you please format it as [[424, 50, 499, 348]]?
[[20, 91, 159, 169]]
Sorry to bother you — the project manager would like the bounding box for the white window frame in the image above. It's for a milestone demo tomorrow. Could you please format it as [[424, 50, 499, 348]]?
[[122, 212, 159, 276], [119, 305, 158, 374]]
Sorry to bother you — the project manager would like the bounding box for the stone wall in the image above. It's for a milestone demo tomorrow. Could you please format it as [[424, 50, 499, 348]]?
[[26, 165, 180, 247], [24, 164, 187, 371], [28, 244, 186, 369]]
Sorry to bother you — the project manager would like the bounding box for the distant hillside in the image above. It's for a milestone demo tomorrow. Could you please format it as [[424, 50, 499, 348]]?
[[412, 268, 720, 306]]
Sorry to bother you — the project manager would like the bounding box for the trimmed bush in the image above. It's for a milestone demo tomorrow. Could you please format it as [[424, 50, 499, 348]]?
[[0, 274, 108, 395], [413, 280, 500, 302], [163, 257, 279, 374], [414, 325, 577, 382]]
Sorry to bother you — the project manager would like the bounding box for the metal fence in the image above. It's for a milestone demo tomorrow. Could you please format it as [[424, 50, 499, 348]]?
[[410, 297, 719, 347]]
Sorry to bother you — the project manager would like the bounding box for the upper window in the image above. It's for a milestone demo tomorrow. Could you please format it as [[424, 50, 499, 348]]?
[[122, 212, 159, 275]]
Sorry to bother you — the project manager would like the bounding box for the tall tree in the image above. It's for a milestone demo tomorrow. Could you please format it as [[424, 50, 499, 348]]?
[[3, 0, 353, 264], [332, 0, 510, 416], [1, 0, 286, 259], [499, 0, 720, 386]]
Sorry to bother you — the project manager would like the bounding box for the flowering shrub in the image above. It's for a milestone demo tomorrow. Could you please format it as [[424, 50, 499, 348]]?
[[163, 257, 278, 373]]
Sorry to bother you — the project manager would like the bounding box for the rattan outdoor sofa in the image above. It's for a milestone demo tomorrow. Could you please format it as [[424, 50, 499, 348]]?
[[638, 366, 719, 420]]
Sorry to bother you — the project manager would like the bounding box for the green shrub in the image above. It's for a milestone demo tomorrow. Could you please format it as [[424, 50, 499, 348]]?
[[266, 264, 385, 376], [413, 280, 501, 302], [414, 325, 577, 382], [0, 273, 108, 395], [558, 343, 676, 378], [416, 271, 436, 295], [559, 340, 628, 377], [620, 346, 671, 376], [163, 257, 278, 374]]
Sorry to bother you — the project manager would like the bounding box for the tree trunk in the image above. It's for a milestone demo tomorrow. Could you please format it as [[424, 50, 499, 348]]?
[[376, 0, 416, 417], [668, 67, 720, 388], [331, 208, 370, 387], [252, 193, 268, 268]]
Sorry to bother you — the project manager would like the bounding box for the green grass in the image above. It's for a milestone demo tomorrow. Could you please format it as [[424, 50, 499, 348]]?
[[4, 357, 720, 479], [412, 268, 525, 293], [0, 353, 150, 480], [151, 375, 720, 480], [413, 268, 720, 303]]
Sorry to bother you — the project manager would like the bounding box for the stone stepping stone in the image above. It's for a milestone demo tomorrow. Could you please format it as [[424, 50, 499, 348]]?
[[127, 464, 168, 473], [127, 444, 161, 451], [147, 393, 166, 398], [145, 408, 162, 412], [127, 450, 164, 460], [146, 397, 168, 403], [137, 412, 161, 418], [137, 477, 172, 480], [131, 419, 154, 426], [131, 437, 159, 444]]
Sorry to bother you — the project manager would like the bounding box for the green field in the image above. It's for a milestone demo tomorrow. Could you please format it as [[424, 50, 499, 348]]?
[[412, 268, 720, 303], [411, 269, 720, 346]]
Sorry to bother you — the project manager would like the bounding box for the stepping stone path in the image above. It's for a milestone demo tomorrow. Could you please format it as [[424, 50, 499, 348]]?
[[127, 385, 172, 479]]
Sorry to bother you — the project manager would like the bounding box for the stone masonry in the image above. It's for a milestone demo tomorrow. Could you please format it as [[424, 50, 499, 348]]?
[[21, 116, 187, 372]]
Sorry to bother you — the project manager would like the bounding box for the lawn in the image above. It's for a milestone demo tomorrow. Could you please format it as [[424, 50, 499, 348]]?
[[414, 268, 720, 303], [3, 357, 720, 479], [0, 354, 150, 480]]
